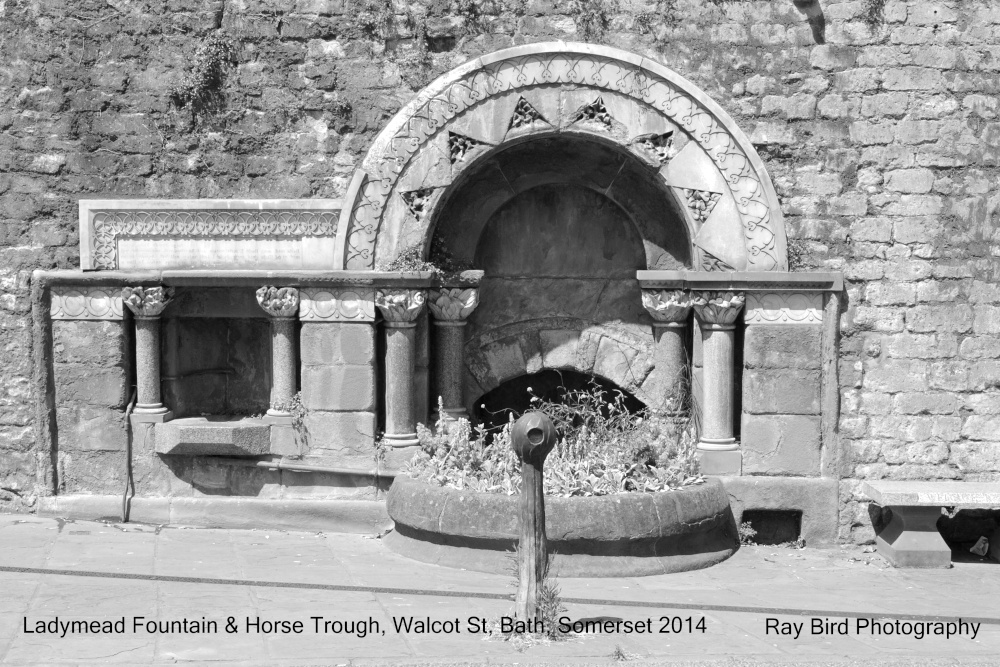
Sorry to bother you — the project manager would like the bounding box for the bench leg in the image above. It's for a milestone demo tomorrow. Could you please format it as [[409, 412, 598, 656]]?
[[875, 505, 951, 568]]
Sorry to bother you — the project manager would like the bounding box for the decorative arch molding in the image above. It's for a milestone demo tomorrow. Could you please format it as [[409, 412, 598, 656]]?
[[462, 318, 658, 412], [339, 42, 787, 273]]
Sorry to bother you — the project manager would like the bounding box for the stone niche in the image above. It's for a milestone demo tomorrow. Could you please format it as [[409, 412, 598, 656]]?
[[161, 288, 272, 418]]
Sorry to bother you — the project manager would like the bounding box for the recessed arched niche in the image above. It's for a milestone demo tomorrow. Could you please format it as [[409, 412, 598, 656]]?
[[428, 134, 691, 411]]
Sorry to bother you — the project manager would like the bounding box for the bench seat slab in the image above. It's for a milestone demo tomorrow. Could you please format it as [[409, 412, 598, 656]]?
[[875, 506, 951, 569]]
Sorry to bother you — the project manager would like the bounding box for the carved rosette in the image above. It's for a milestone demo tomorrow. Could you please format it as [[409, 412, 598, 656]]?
[[641, 290, 693, 327], [692, 291, 745, 329], [376, 289, 426, 326], [428, 288, 479, 322], [256, 286, 299, 318], [122, 286, 173, 318]]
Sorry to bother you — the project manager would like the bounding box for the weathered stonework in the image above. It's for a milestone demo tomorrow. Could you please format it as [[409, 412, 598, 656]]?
[[3, 0, 1000, 547]]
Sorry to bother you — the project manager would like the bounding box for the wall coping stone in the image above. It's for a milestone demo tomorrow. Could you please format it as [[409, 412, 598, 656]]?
[[637, 271, 843, 292]]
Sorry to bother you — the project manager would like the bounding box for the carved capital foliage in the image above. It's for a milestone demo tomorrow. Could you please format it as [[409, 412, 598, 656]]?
[[692, 291, 745, 326], [256, 286, 300, 318], [429, 288, 479, 321], [51, 287, 124, 320], [300, 288, 376, 322], [122, 286, 173, 318], [641, 289, 693, 324], [376, 289, 426, 323]]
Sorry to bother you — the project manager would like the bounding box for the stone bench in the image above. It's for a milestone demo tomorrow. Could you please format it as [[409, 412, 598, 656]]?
[[862, 481, 1000, 568]]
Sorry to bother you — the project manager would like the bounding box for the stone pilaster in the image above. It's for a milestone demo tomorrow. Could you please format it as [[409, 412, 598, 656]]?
[[428, 287, 480, 421], [641, 289, 692, 414], [376, 289, 426, 447], [122, 286, 173, 423], [256, 286, 299, 422], [692, 291, 744, 473]]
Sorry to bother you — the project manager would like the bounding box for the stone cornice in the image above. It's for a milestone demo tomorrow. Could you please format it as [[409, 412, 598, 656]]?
[[637, 270, 843, 293]]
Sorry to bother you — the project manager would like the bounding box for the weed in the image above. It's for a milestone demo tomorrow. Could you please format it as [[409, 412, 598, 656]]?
[[170, 31, 237, 123], [786, 237, 809, 272], [860, 0, 886, 29], [738, 520, 757, 545], [406, 384, 703, 497], [570, 0, 617, 42]]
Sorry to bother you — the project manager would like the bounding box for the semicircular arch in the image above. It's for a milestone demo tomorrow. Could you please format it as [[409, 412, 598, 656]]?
[[338, 42, 787, 273]]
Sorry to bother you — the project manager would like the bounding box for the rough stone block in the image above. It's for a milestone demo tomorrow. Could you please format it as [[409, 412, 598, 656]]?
[[52, 320, 126, 367], [540, 329, 580, 369], [156, 418, 271, 456], [744, 325, 822, 369], [301, 365, 375, 411], [743, 369, 822, 415], [304, 411, 376, 455], [481, 338, 526, 384], [55, 404, 126, 451], [741, 414, 821, 476], [54, 366, 127, 408], [300, 322, 375, 366]]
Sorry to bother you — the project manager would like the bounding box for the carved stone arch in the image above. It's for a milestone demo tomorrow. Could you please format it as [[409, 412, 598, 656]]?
[[462, 319, 658, 414], [337, 42, 787, 273]]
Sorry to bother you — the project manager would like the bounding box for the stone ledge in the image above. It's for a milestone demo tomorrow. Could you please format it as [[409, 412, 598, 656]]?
[[637, 270, 843, 292], [154, 417, 271, 456], [862, 481, 1000, 508], [37, 495, 391, 534]]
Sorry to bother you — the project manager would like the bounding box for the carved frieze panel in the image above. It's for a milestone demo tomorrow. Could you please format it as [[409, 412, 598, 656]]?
[[50, 287, 124, 320], [79, 201, 341, 271], [745, 292, 823, 325], [299, 288, 376, 322]]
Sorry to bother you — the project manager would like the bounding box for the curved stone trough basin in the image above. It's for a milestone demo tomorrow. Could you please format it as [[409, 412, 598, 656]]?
[[384, 477, 738, 577]]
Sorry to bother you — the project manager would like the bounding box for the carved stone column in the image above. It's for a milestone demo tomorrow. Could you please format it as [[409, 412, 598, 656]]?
[[428, 287, 480, 421], [641, 289, 692, 414], [692, 291, 744, 468], [376, 289, 426, 447], [256, 286, 299, 421], [123, 286, 173, 423]]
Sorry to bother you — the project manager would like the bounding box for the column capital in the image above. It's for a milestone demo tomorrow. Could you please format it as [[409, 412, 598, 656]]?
[[641, 289, 692, 327], [693, 291, 745, 329], [256, 286, 299, 318], [428, 287, 479, 322], [122, 286, 173, 319], [376, 288, 426, 325]]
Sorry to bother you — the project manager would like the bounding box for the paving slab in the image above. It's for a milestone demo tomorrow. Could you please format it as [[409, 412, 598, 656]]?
[[0, 515, 998, 665]]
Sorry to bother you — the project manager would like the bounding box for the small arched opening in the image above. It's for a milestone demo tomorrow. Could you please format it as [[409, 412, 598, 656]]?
[[474, 369, 646, 433]]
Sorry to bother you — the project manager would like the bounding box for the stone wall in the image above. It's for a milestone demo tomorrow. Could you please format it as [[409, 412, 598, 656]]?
[[3, 0, 1000, 541]]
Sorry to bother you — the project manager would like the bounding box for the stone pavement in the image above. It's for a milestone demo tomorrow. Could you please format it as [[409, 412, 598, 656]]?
[[0, 514, 997, 666]]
